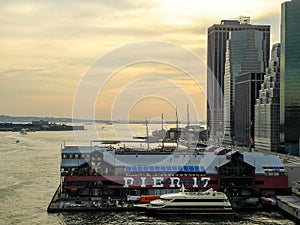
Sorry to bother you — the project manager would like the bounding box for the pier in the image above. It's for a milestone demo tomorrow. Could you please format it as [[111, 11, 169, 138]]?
[[276, 195, 300, 221], [47, 186, 142, 213]]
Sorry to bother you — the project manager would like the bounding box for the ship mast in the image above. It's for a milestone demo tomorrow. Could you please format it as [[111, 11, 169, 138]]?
[[161, 113, 164, 137], [161, 113, 164, 150], [176, 107, 179, 149], [187, 104, 190, 128], [187, 104, 190, 151], [145, 118, 149, 151]]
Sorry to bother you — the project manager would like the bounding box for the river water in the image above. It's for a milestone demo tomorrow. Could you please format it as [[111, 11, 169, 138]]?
[[0, 123, 296, 225]]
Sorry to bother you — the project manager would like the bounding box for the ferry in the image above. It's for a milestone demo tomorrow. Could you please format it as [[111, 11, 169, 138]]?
[[135, 186, 233, 214]]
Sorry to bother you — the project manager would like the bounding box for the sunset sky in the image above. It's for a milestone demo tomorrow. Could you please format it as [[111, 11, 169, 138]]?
[[0, 0, 286, 121]]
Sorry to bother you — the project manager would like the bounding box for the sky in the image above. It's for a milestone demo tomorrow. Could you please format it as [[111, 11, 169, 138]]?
[[0, 0, 287, 121]]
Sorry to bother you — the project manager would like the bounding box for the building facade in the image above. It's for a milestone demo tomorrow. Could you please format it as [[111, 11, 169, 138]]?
[[235, 72, 265, 146], [280, 0, 300, 156], [223, 29, 268, 145], [206, 18, 270, 144], [58, 146, 288, 200], [255, 43, 281, 152]]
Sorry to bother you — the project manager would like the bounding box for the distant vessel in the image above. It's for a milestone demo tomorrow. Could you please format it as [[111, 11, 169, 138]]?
[[135, 186, 233, 215], [19, 128, 27, 135]]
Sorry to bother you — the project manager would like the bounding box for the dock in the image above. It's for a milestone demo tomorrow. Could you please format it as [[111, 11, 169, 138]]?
[[47, 185, 141, 213], [276, 195, 300, 221]]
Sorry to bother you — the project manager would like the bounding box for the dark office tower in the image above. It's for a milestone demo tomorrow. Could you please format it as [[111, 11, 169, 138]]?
[[280, 0, 300, 156], [223, 29, 268, 146], [255, 43, 281, 153], [207, 17, 270, 144], [235, 72, 265, 147]]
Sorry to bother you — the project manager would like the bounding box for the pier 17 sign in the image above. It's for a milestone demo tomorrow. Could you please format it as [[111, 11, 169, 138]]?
[[123, 177, 211, 188]]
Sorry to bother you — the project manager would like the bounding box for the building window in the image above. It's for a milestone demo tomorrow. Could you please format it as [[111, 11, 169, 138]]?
[[255, 180, 264, 185]]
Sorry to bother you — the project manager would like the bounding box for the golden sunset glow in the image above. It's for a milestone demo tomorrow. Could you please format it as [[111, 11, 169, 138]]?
[[0, 0, 286, 120]]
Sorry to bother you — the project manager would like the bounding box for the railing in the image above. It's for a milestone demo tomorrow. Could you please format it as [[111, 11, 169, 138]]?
[[47, 185, 61, 213]]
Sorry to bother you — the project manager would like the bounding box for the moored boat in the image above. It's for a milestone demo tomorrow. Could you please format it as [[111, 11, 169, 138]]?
[[134, 186, 233, 215]]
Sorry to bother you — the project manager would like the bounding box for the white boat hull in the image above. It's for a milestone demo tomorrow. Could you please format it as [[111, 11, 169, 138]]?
[[135, 204, 233, 215]]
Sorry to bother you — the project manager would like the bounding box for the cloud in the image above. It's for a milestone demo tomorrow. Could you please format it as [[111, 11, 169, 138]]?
[[0, 68, 49, 76], [0, 0, 285, 119], [252, 11, 282, 44]]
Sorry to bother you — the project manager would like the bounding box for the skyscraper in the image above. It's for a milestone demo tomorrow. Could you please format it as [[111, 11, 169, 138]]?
[[280, 0, 300, 156], [207, 17, 270, 144], [255, 43, 281, 153], [223, 29, 268, 145], [235, 72, 265, 147]]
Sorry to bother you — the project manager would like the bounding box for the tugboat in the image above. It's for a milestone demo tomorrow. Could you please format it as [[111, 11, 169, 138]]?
[[134, 186, 233, 215]]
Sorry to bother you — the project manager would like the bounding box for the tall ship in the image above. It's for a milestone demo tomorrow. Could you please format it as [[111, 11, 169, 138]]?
[[135, 186, 232, 214]]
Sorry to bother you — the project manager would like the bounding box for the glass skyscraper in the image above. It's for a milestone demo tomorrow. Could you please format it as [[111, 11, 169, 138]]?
[[223, 30, 268, 145], [280, 0, 300, 155], [207, 18, 270, 144]]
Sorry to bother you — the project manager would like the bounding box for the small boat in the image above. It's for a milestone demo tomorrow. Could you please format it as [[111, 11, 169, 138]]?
[[140, 195, 160, 203], [134, 186, 233, 215], [19, 128, 27, 135]]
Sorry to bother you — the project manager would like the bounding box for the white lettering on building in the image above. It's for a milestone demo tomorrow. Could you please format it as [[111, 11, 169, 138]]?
[[140, 177, 146, 187], [193, 177, 198, 187], [202, 177, 211, 187], [170, 177, 181, 187], [153, 177, 164, 187], [123, 177, 134, 187], [123, 176, 211, 188]]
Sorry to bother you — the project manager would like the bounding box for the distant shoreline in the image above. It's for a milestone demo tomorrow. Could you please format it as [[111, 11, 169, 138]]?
[[0, 115, 205, 125], [0, 121, 84, 132]]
